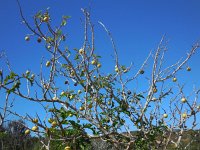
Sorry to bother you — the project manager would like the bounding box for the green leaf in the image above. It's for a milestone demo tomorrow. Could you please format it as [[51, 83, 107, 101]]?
[[74, 54, 80, 60], [61, 20, 67, 26], [63, 15, 71, 19], [4, 71, 17, 84], [56, 30, 62, 39]]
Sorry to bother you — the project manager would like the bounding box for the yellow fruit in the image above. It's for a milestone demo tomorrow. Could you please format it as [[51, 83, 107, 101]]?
[[32, 126, 38, 131], [108, 101, 112, 105], [79, 48, 84, 55], [53, 96, 58, 101], [60, 91, 65, 96], [79, 106, 85, 111], [31, 74, 35, 78], [43, 16, 49, 22], [51, 121, 57, 127], [25, 129, 30, 135], [26, 70, 30, 75], [78, 90, 82, 94], [65, 146, 71, 150], [48, 118, 53, 123], [187, 67, 191, 71], [32, 118, 38, 123], [43, 84, 48, 89], [69, 95, 74, 99], [25, 36, 30, 41], [70, 71, 75, 76], [97, 63, 101, 68], [88, 103, 93, 109], [153, 88, 157, 93], [152, 97, 157, 101], [181, 97, 187, 103], [46, 61, 51, 67], [182, 113, 187, 119], [47, 45, 51, 49], [91, 60, 96, 65], [69, 113, 73, 117], [173, 77, 177, 82], [115, 67, 119, 72], [163, 114, 168, 118]]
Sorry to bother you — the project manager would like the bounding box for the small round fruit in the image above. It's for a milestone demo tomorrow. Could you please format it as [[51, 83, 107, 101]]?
[[46, 61, 51, 67], [31, 74, 35, 79], [153, 88, 157, 93], [69, 95, 74, 99], [173, 77, 177, 82], [65, 146, 71, 150], [25, 36, 30, 41], [69, 94, 74, 99], [60, 91, 65, 96], [97, 63, 101, 68], [70, 71, 75, 76], [53, 96, 58, 101], [182, 113, 187, 119], [152, 97, 157, 101], [43, 84, 49, 89], [139, 70, 144, 74], [91, 60, 96, 65], [88, 103, 93, 109], [69, 113, 73, 117], [47, 45, 51, 49], [115, 67, 119, 72], [37, 37, 42, 43], [79, 106, 85, 111], [51, 121, 57, 127], [163, 114, 168, 118], [25, 129, 30, 135], [187, 67, 191, 71], [26, 70, 30, 75], [79, 48, 84, 55], [107, 101, 112, 105], [78, 90, 82, 94], [48, 118, 53, 123], [32, 118, 38, 123], [43, 16, 49, 22], [32, 126, 38, 131], [181, 97, 187, 103]]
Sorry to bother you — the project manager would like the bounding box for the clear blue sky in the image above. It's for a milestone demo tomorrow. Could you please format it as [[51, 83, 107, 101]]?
[[1, 0, 200, 127]]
